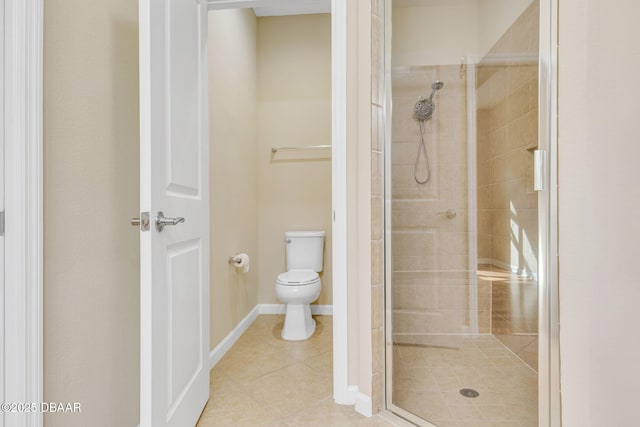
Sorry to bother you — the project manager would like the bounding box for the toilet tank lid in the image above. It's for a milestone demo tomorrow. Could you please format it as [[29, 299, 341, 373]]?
[[285, 231, 325, 238]]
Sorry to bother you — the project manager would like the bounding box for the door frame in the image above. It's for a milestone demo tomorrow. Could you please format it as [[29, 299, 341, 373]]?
[[206, 0, 350, 404], [538, 0, 561, 424], [2, 0, 44, 426], [5, 0, 347, 424]]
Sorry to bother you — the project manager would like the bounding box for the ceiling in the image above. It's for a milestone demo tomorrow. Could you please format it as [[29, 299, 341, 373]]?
[[394, 0, 477, 7], [253, 0, 331, 17]]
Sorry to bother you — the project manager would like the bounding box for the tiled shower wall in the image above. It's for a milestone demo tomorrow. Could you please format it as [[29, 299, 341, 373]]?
[[476, 1, 539, 278], [370, 0, 385, 414], [476, 0, 539, 370], [390, 65, 480, 341]]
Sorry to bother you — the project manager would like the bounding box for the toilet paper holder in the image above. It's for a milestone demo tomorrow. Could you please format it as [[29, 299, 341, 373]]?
[[228, 253, 250, 273]]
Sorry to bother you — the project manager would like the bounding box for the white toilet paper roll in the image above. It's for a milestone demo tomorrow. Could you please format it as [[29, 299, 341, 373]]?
[[233, 253, 250, 273]]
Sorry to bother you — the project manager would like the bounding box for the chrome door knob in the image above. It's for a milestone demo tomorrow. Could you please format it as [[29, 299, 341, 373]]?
[[155, 211, 185, 232]]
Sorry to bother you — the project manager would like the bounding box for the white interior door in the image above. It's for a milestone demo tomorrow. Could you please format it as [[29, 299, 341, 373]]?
[[139, 1, 209, 426]]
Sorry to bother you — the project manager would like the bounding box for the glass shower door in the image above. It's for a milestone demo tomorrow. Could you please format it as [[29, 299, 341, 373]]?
[[386, 1, 540, 426]]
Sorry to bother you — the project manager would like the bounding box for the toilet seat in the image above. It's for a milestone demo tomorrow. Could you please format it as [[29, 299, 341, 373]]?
[[276, 269, 319, 286]]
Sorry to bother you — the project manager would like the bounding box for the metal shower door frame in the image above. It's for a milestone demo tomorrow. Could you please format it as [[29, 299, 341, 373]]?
[[382, 0, 561, 426]]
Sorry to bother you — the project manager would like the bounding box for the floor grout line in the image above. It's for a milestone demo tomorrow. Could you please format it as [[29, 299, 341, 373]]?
[[199, 315, 398, 427]]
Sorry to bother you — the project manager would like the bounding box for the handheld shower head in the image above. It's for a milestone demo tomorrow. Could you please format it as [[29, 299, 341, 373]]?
[[414, 80, 444, 121], [412, 80, 444, 184], [414, 96, 434, 121]]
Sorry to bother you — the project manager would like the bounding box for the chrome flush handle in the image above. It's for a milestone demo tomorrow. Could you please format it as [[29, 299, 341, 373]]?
[[155, 211, 185, 232]]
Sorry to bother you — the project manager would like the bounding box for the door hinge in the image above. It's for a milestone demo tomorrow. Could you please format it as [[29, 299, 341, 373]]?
[[534, 149, 546, 192], [0, 211, 4, 236]]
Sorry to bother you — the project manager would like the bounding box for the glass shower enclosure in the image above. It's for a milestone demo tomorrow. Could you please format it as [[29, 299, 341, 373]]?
[[385, 1, 541, 426]]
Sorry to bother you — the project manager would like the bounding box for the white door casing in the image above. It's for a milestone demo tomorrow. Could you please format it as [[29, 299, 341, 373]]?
[[0, 0, 5, 417], [3, 0, 44, 426], [139, 0, 210, 426]]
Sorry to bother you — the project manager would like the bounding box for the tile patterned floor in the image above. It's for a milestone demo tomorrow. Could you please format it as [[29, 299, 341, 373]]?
[[197, 314, 537, 427], [392, 335, 538, 427], [196, 315, 399, 427]]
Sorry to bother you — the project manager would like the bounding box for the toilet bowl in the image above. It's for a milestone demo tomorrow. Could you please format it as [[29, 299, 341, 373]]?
[[276, 270, 321, 341], [275, 231, 325, 341]]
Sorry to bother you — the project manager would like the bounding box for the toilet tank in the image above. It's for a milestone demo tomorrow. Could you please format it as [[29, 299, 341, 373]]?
[[285, 231, 325, 272]]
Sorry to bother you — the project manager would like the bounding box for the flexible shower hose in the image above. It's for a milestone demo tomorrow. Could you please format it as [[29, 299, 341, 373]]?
[[414, 119, 431, 184]]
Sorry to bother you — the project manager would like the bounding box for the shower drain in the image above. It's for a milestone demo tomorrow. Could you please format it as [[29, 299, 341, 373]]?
[[459, 388, 480, 398]]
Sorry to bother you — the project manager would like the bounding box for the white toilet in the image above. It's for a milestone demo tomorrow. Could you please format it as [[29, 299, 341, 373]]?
[[275, 231, 325, 341]]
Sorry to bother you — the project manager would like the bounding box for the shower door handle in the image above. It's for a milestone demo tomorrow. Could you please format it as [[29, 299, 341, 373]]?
[[534, 150, 546, 191]]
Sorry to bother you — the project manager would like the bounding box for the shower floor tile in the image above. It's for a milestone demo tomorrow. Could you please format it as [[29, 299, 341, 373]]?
[[197, 315, 401, 427], [391, 335, 538, 427]]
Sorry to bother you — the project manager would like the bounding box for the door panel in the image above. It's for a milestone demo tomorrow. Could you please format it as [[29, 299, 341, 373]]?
[[167, 0, 202, 197], [166, 239, 203, 415], [139, 0, 209, 426]]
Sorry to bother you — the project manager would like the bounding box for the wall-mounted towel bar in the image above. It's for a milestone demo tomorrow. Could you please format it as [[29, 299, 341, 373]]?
[[271, 144, 332, 154]]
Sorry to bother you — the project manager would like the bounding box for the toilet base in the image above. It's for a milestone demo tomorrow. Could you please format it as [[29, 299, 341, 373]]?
[[281, 303, 316, 341]]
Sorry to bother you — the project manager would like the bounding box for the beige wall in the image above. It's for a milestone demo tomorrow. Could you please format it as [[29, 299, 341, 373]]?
[[478, 0, 534, 55], [256, 15, 333, 305], [344, 0, 375, 399], [356, 0, 373, 400], [43, 0, 140, 426], [558, 0, 640, 425], [208, 9, 260, 349], [393, 0, 480, 67], [208, 12, 332, 347], [392, 0, 533, 67]]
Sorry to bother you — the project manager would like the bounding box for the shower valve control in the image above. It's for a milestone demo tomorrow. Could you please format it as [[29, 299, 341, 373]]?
[[438, 209, 457, 219]]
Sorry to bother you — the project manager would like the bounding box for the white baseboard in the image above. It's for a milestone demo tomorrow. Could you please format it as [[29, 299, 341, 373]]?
[[340, 385, 371, 417], [311, 305, 333, 315], [209, 305, 259, 369], [339, 385, 358, 405], [209, 304, 333, 369], [258, 304, 333, 315], [258, 304, 286, 314], [355, 391, 373, 417]]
